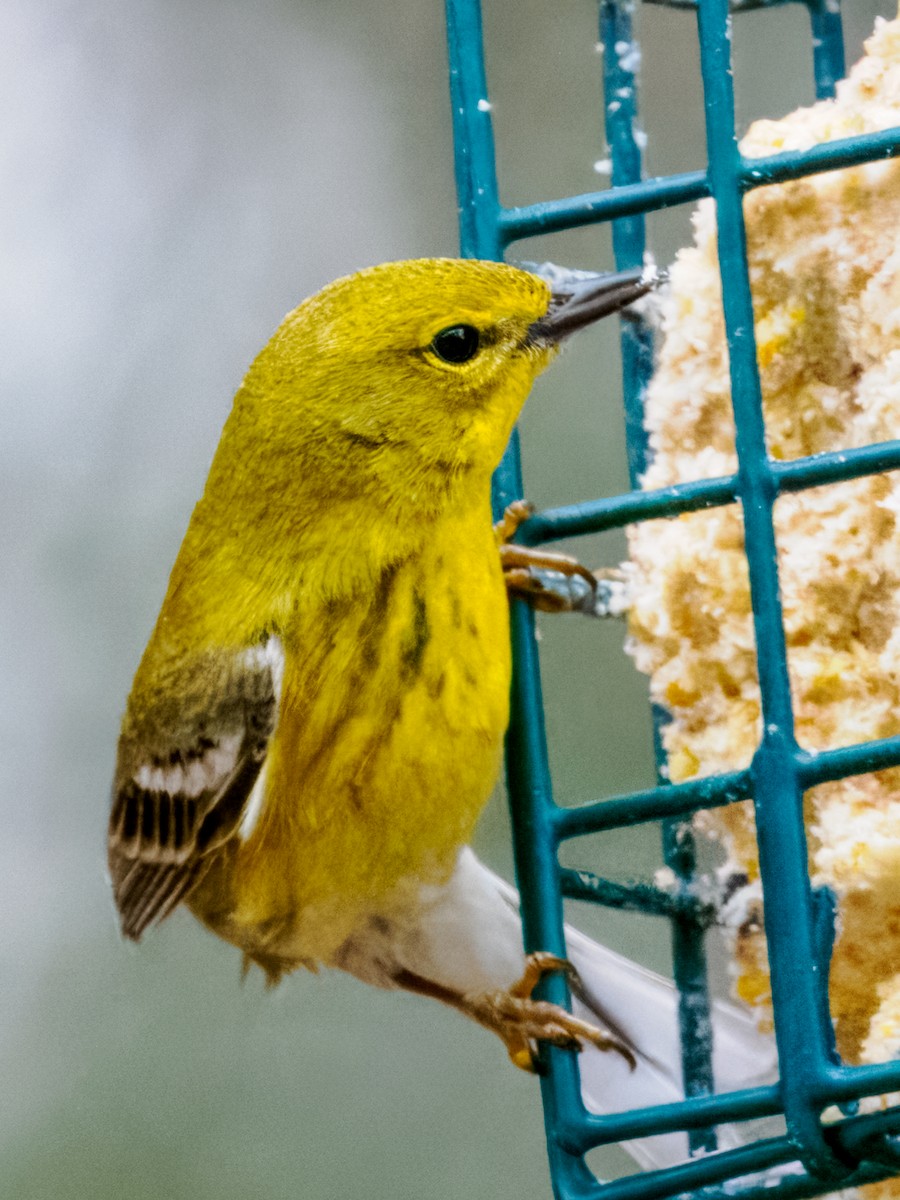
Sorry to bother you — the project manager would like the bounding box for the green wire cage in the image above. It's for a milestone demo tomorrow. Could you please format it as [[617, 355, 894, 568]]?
[[444, 1, 900, 1197]]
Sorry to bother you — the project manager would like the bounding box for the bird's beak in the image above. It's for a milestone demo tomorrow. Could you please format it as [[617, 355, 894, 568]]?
[[526, 264, 664, 346]]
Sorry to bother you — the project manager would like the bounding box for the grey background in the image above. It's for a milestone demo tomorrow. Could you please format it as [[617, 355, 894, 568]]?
[[2, 2, 891, 1198]]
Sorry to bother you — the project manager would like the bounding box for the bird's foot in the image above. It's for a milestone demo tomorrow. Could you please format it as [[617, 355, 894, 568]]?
[[494, 498, 536, 546], [464, 951, 636, 1072], [503, 561, 631, 616], [495, 502, 629, 616]]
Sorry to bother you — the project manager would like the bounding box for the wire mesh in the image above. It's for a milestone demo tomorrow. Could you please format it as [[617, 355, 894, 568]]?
[[444, 1, 900, 1197]]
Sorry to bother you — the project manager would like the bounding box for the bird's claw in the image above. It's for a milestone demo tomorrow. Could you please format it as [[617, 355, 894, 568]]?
[[495, 501, 596, 609], [493, 498, 535, 546], [464, 951, 636, 1072], [495, 501, 630, 617]]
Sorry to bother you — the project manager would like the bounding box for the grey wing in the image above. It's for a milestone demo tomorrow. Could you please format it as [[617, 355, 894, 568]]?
[[108, 638, 282, 940]]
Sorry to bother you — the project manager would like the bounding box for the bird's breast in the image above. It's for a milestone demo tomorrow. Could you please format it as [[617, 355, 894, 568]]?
[[198, 515, 512, 964]]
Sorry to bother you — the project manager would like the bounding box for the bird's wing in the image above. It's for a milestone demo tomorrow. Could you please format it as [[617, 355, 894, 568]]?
[[108, 637, 283, 940]]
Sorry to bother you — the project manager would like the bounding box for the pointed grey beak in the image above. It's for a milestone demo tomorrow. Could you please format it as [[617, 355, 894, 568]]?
[[526, 264, 664, 346]]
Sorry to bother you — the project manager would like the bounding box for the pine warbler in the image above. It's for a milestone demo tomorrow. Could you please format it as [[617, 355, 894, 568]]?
[[108, 259, 772, 1165]]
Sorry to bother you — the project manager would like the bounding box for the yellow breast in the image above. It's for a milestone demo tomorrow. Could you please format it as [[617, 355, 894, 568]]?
[[192, 508, 511, 965]]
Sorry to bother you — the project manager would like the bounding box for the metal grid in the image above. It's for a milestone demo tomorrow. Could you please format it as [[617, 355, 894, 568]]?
[[444, 1, 900, 1197]]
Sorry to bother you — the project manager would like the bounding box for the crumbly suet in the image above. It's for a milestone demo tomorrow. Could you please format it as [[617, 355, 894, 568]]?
[[626, 21, 900, 1193]]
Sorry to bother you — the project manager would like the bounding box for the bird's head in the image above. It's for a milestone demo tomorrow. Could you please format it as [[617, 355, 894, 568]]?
[[224, 257, 657, 516]]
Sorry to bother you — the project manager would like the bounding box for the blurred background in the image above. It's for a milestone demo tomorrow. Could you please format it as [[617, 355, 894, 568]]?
[[2, 1, 893, 1197]]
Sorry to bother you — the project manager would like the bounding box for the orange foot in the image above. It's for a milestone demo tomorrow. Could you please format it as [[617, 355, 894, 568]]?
[[463, 951, 637, 1072], [495, 501, 627, 616]]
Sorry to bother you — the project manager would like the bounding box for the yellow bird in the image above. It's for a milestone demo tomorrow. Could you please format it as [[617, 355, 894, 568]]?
[[108, 258, 769, 1165]]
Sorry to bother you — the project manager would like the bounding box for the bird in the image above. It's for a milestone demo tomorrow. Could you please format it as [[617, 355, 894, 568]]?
[[107, 257, 773, 1167]]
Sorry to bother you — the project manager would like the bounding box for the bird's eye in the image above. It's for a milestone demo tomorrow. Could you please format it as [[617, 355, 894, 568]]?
[[429, 325, 481, 364]]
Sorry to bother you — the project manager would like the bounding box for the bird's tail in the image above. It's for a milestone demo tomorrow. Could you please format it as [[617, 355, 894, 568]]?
[[562, 922, 778, 1168]]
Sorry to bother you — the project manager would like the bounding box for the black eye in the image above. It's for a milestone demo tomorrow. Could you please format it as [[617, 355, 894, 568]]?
[[429, 324, 481, 364]]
